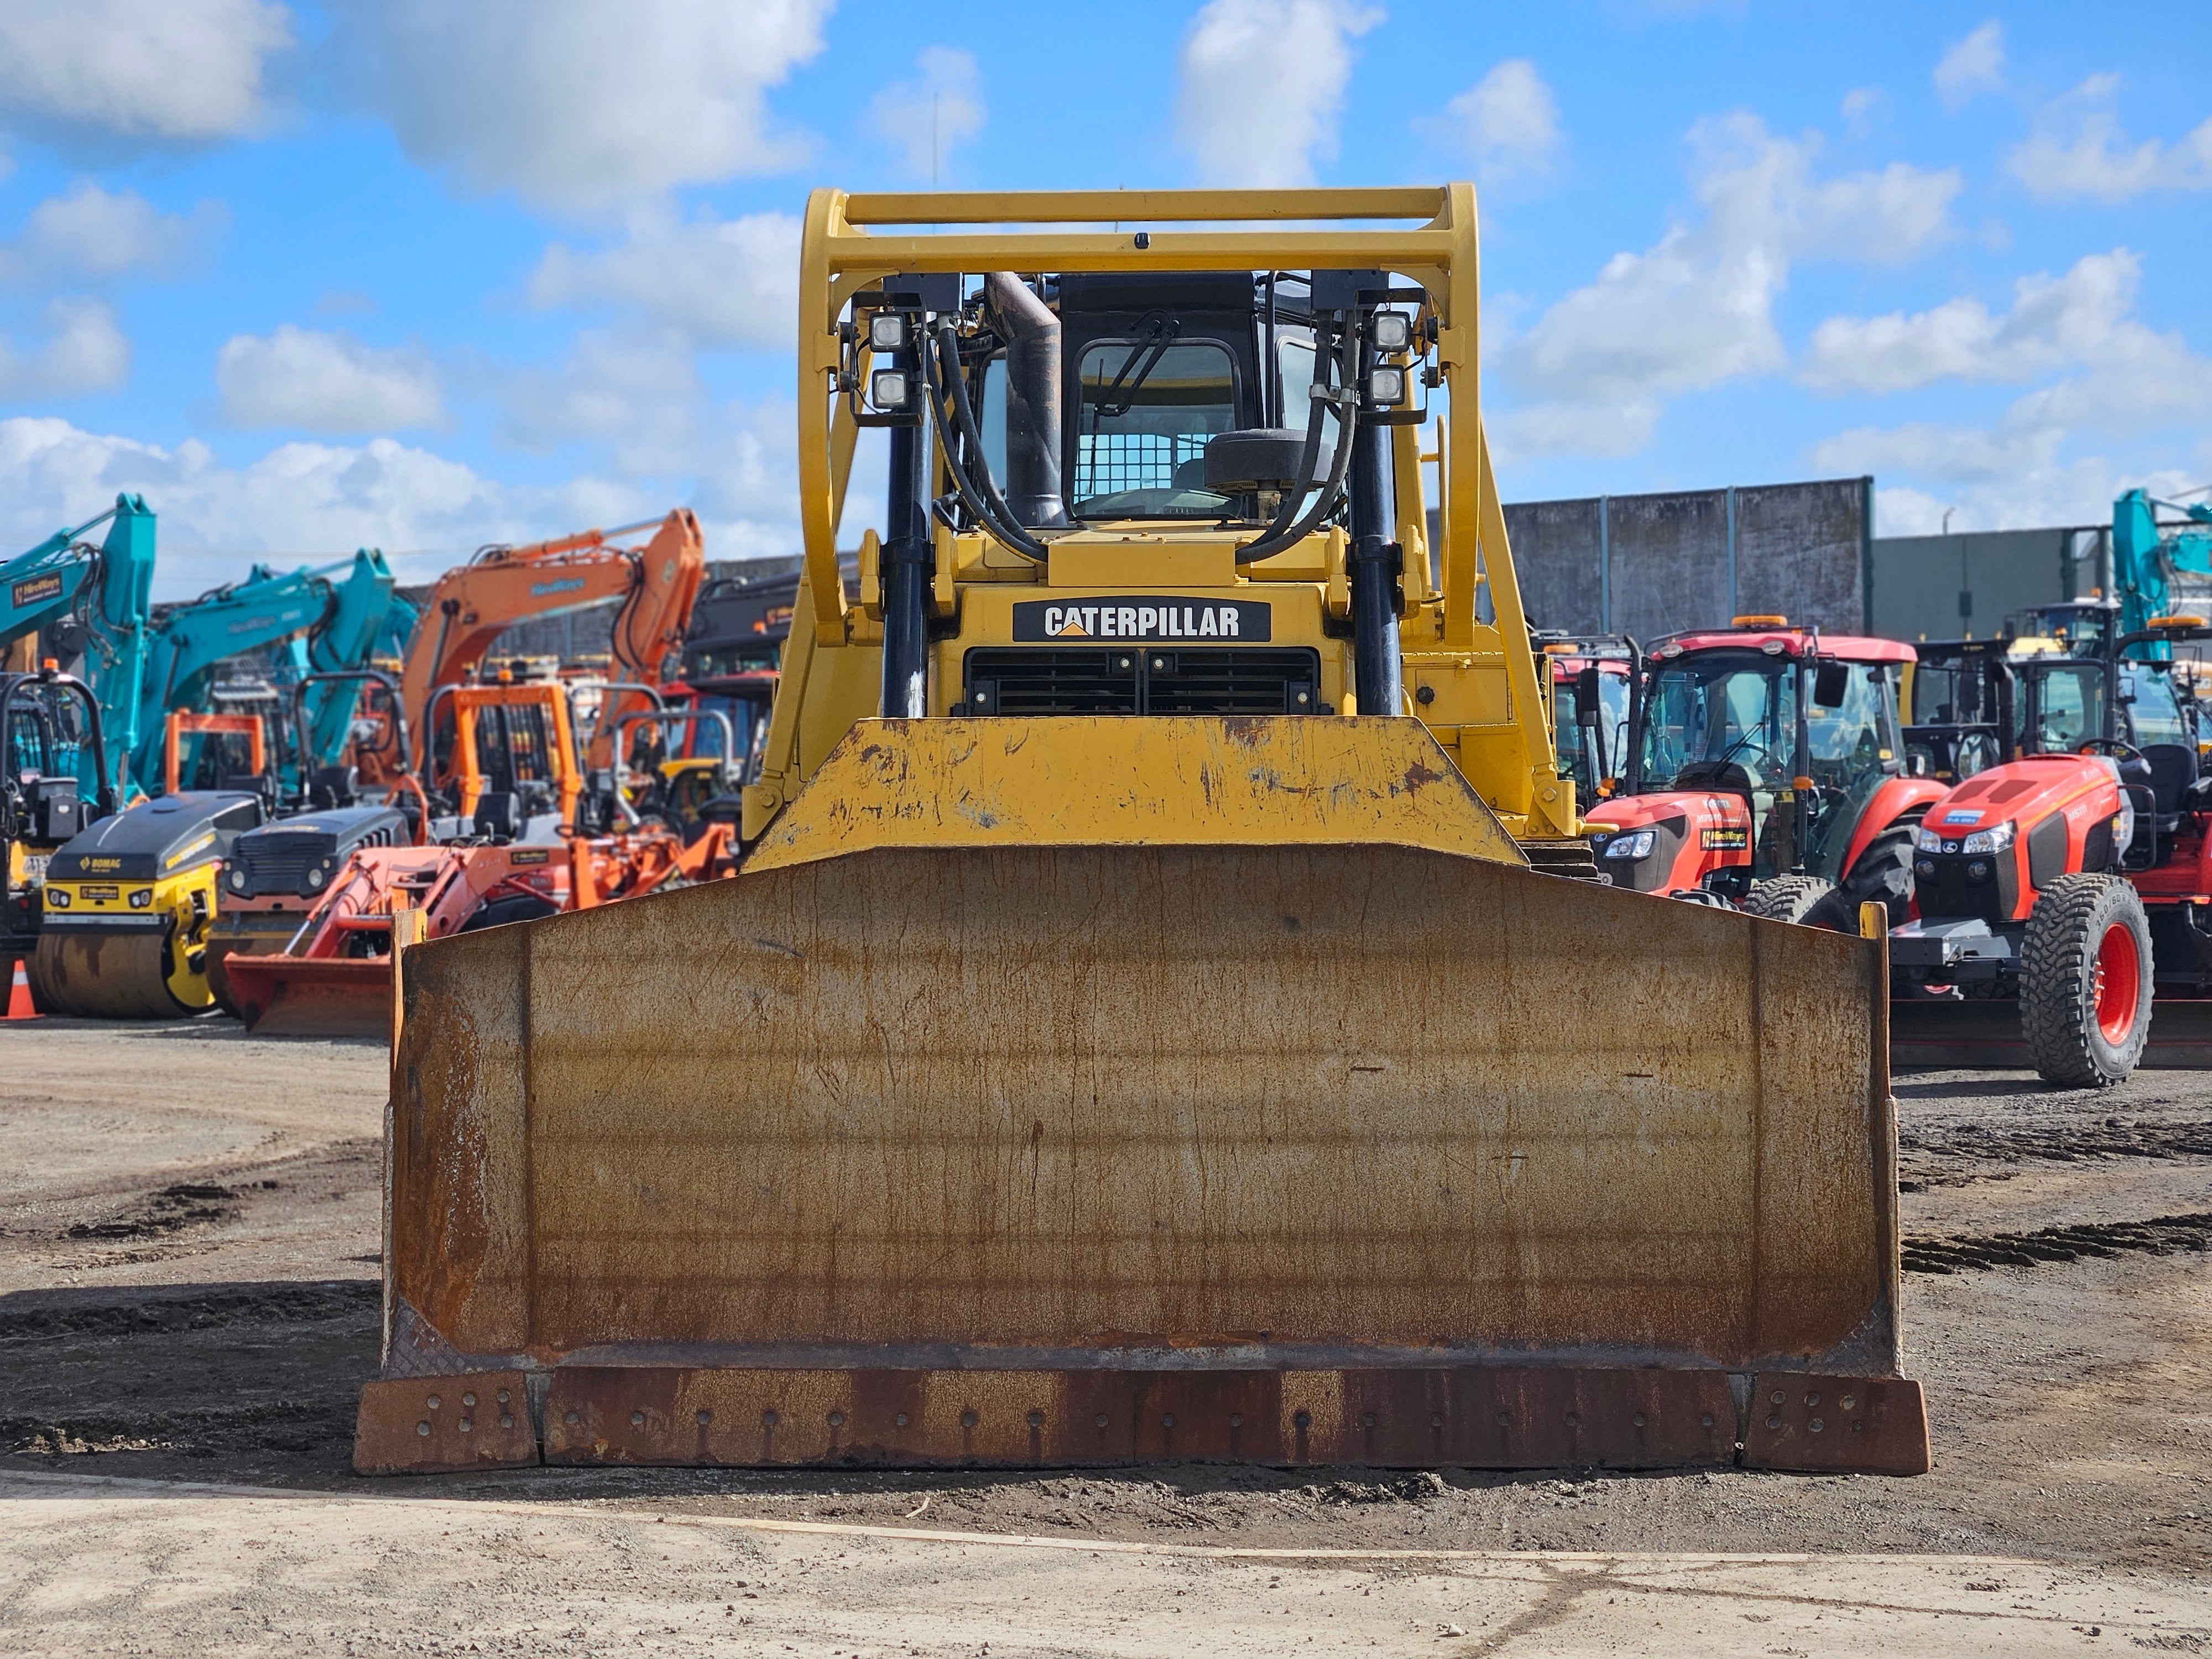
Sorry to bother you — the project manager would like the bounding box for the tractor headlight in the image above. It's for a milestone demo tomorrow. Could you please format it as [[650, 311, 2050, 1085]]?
[[1366, 366, 1407, 406], [128, 886, 153, 909], [227, 867, 248, 893], [306, 866, 327, 890], [868, 368, 911, 410], [867, 312, 910, 353], [1603, 830, 1656, 860], [1961, 822, 2015, 854], [1966, 859, 1992, 881], [1915, 858, 1936, 877], [1914, 827, 1945, 853], [45, 887, 69, 908], [1369, 311, 1412, 352]]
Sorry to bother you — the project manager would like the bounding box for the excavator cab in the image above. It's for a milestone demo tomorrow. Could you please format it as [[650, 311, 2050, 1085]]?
[[360, 188, 1926, 1481], [161, 711, 276, 808], [2, 670, 116, 998]]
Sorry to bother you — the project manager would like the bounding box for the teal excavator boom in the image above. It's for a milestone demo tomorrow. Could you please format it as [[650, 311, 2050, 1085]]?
[[0, 495, 158, 800], [133, 550, 400, 794], [2112, 487, 2212, 654]]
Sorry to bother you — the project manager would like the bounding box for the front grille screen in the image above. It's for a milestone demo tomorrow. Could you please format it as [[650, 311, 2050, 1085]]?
[[963, 646, 1322, 717]]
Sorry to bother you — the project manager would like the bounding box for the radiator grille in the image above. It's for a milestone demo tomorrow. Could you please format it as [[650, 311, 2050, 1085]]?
[[963, 647, 1322, 717]]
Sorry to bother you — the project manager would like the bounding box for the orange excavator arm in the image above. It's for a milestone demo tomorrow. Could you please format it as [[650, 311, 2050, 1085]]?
[[357, 509, 705, 782]]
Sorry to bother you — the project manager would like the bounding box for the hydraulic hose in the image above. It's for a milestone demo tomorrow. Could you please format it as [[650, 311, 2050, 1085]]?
[[1239, 318, 1363, 564], [925, 324, 1048, 562]]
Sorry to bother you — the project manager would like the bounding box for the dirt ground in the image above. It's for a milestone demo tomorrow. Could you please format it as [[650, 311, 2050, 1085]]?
[[1, 1015, 2208, 1655]]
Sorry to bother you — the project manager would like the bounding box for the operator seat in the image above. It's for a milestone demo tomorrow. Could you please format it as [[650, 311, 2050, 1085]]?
[[2141, 742, 2199, 837]]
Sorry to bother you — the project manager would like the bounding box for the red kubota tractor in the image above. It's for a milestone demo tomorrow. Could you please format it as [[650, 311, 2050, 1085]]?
[[1889, 604, 2212, 1086], [1583, 616, 1946, 923]]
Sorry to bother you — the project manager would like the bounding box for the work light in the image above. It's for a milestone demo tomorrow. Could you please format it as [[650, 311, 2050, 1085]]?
[[1370, 311, 1412, 352], [870, 368, 911, 410]]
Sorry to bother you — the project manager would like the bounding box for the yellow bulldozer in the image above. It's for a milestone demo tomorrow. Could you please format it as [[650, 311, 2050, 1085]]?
[[357, 187, 1927, 1480]]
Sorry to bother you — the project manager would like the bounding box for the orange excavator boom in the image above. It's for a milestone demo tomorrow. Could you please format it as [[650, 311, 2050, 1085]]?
[[357, 509, 705, 784]]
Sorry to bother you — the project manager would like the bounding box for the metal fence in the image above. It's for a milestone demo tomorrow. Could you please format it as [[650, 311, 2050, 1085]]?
[[1498, 477, 1874, 640]]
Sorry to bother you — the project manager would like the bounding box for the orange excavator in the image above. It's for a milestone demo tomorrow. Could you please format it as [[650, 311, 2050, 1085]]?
[[351, 509, 706, 793]]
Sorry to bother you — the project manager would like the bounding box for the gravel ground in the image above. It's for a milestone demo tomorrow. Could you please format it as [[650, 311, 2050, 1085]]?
[[0, 1018, 2206, 1654]]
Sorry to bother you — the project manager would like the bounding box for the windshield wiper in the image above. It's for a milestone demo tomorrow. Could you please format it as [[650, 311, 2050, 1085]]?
[[1091, 313, 1181, 419]]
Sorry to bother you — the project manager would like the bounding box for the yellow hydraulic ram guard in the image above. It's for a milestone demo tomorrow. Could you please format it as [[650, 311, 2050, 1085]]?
[[359, 186, 1927, 1479]]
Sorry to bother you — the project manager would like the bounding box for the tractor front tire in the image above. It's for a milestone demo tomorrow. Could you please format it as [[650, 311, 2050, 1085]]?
[[2021, 874, 2153, 1088], [1743, 873, 1843, 926]]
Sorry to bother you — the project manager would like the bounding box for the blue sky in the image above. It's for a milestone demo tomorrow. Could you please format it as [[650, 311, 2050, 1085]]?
[[0, 0, 2205, 597]]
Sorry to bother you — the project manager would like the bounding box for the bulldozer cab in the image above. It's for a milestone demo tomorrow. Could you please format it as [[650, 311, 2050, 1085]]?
[[363, 189, 1923, 1482]]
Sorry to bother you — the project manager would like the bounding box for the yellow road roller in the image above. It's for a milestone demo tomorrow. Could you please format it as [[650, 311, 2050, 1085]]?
[[34, 790, 265, 1016]]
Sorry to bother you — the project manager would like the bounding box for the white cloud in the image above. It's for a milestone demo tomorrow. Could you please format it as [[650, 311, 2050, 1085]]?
[[528, 210, 799, 351], [868, 46, 986, 184], [1422, 59, 1561, 191], [0, 184, 213, 285], [0, 414, 662, 594], [1494, 113, 1962, 457], [1801, 249, 2143, 394], [1810, 252, 2212, 532], [0, 297, 129, 396], [2007, 75, 2212, 202], [1932, 20, 2004, 112], [0, 0, 291, 145], [493, 327, 805, 550], [328, 0, 830, 211], [494, 328, 796, 536], [215, 326, 445, 434], [499, 330, 703, 476], [1840, 86, 1886, 137], [1174, 0, 1383, 188]]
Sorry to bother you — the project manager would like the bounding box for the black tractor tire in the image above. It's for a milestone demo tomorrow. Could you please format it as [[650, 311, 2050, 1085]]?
[[460, 894, 562, 934], [2021, 874, 2153, 1088], [1839, 820, 1921, 928], [1742, 873, 1844, 926]]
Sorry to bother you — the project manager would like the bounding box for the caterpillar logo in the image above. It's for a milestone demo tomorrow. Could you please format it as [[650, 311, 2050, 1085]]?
[[1700, 827, 1748, 851], [11, 572, 65, 610], [1012, 598, 1270, 643]]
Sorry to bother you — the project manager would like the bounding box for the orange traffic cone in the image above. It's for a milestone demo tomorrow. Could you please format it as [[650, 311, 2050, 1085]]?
[[5, 957, 36, 1019]]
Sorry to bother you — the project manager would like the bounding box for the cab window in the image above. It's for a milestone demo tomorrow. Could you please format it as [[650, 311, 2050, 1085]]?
[[2122, 667, 2189, 748], [2032, 666, 2107, 752], [1072, 340, 1239, 519], [1804, 664, 1898, 786]]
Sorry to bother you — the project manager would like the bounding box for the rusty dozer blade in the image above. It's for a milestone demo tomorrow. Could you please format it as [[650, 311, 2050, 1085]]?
[[221, 952, 393, 1037], [361, 718, 1927, 1479]]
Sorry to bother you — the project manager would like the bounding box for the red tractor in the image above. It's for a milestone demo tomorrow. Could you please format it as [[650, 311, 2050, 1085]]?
[[1583, 617, 1945, 922], [1888, 606, 2211, 1086]]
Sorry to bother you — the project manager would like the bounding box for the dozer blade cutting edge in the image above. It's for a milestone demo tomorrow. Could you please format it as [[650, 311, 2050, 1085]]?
[[357, 718, 1927, 1478]]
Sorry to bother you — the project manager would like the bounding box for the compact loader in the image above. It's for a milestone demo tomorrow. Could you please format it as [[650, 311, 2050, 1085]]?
[[358, 187, 1926, 1480]]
